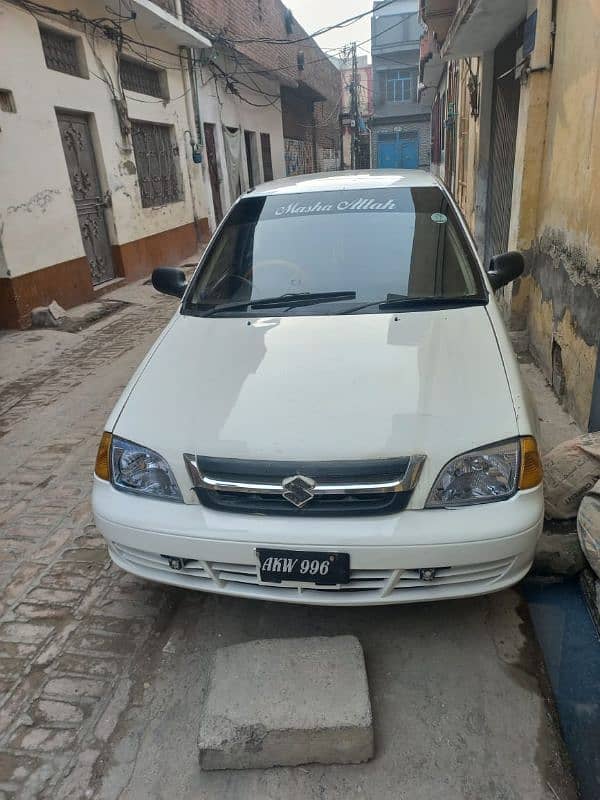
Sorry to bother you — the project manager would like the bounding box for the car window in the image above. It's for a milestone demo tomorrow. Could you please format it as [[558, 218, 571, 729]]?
[[184, 187, 485, 314]]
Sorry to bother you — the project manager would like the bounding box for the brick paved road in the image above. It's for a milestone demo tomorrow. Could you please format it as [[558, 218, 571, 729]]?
[[0, 289, 182, 799], [0, 283, 578, 800]]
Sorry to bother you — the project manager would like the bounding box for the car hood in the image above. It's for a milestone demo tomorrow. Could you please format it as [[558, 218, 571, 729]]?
[[113, 307, 518, 503]]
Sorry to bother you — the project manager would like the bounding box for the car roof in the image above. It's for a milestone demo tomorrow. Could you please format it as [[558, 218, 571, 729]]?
[[250, 169, 439, 197]]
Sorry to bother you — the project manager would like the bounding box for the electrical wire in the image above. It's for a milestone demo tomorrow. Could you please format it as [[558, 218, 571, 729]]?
[[9, 0, 420, 119], [355, 12, 416, 49], [221, 0, 405, 45], [204, 11, 419, 82], [204, 56, 282, 107]]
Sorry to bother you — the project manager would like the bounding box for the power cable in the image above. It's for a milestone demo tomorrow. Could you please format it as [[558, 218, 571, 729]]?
[[207, 11, 419, 81], [224, 0, 405, 45]]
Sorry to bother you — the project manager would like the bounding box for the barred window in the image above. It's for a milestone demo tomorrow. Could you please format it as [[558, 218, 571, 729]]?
[[40, 27, 81, 77], [131, 121, 182, 208], [120, 58, 163, 98], [0, 90, 16, 113]]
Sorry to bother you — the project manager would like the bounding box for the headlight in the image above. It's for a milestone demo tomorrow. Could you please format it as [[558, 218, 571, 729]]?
[[109, 436, 182, 502], [425, 437, 541, 508]]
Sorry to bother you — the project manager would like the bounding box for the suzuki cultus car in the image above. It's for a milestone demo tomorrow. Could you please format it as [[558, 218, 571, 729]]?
[[93, 170, 543, 605]]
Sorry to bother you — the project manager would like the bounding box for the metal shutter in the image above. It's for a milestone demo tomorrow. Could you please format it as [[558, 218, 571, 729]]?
[[484, 27, 523, 265]]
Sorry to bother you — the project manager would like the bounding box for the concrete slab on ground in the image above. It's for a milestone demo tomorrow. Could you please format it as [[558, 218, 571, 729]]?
[[198, 636, 373, 770], [92, 591, 576, 800]]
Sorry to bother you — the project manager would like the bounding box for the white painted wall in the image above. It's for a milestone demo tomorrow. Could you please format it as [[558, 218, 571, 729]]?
[[0, 0, 209, 279], [195, 51, 286, 227]]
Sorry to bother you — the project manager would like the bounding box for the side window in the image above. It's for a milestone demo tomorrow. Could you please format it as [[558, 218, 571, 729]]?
[[194, 225, 242, 303], [442, 222, 477, 296]]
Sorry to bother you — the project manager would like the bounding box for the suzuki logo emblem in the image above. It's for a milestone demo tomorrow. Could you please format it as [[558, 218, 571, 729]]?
[[281, 475, 316, 508]]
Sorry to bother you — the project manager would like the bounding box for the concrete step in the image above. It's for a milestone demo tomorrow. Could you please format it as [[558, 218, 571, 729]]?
[[198, 635, 374, 770]]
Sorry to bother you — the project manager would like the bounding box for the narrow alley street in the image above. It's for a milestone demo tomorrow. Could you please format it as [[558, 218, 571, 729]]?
[[1, 0, 599, 797], [0, 280, 578, 799]]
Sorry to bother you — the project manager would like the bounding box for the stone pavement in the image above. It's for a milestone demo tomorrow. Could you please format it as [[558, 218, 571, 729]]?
[[0, 280, 578, 800], [0, 281, 183, 799]]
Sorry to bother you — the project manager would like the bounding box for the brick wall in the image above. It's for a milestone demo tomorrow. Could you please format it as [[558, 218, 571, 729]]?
[[183, 0, 338, 96], [183, 0, 341, 169]]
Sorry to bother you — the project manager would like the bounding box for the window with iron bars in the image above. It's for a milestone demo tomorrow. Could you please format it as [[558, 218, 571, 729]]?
[[0, 90, 16, 113], [131, 121, 183, 208], [120, 58, 163, 98], [40, 26, 82, 77]]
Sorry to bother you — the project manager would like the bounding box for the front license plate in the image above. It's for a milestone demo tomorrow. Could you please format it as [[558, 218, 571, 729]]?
[[256, 549, 350, 586]]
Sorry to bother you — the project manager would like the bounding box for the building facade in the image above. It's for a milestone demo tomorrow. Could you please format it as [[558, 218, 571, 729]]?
[[183, 0, 341, 180], [0, 0, 212, 328], [0, 0, 341, 328], [192, 49, 287, 229], [371, 0, 431, 169], [420, 0, 600, 432]]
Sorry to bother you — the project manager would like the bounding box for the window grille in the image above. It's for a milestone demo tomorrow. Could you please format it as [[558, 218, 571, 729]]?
[[0, 90, 16, 113], [40, 27, 81, 76], [131, 121, 182, 207], [120, 59, 163, 98]]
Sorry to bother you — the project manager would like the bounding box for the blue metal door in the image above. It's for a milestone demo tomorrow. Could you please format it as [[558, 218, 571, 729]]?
[[400, 138, 418, 168], [377, 139, 397, 168], [377, 134, 419, 169]]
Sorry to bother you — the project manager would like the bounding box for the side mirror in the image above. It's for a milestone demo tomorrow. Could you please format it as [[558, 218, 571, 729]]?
[[152, 267, 187, 299], [487, 251, 524, 291]]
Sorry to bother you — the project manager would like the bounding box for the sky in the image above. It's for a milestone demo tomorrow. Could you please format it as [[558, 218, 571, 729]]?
[[287, 0, 375, 63]]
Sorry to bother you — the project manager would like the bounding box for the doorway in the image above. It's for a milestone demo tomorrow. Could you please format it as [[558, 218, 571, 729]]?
[[244, 130, 259, 189], [260, 132, 274, 182], [377, 132, 419, 169], [56, 112, 115, 285], [484, 26, 522, 264], [203, 123, 223, 224]]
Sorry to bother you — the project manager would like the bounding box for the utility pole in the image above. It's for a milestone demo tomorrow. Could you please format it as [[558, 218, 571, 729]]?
[[349, 41, 359, 170]]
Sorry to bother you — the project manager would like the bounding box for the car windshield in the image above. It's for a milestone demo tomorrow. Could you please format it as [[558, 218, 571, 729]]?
[[183, 186, 486, 315]]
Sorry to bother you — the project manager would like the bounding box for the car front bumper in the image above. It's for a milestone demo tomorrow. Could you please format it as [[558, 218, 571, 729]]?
[[92, 478, 544, 606]]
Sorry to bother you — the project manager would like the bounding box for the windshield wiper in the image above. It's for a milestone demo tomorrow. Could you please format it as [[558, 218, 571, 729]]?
[[251, 290, 356, 309], [199, 291, 357, 315], [339, 294, 486, 315]]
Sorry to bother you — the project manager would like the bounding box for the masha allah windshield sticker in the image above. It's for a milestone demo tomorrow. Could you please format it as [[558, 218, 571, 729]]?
[[431, 212, 448, 224]]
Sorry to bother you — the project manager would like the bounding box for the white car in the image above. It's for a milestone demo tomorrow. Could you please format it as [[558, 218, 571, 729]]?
[[93, 170, 543, 606]]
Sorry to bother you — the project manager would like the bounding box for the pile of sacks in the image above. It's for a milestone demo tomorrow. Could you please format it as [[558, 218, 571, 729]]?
[[543, 432, 600, 578]]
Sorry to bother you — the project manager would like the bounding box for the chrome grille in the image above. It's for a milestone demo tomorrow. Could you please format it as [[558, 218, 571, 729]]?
[[183, 455, 426, 517]]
